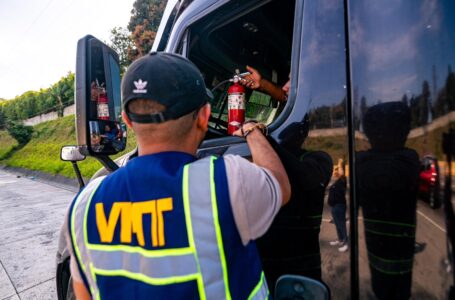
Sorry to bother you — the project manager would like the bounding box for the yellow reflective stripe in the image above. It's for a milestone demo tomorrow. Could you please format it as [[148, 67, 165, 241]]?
[[86, 243, 194, 257], [209, 156, 232, 300], [90, 266, 101, 300], [247, 272, 266, 300], [92, 267, 201, 286], [71, 179, 103, 297], [183, 164, 206, 300], [83, 180, 104, 296]]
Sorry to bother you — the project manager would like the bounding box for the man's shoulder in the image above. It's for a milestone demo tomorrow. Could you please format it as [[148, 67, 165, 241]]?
[[76, 176, 107, 202]]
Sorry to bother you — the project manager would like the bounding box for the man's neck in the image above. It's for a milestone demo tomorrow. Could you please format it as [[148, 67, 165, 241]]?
[[137, 141, 197, 157]]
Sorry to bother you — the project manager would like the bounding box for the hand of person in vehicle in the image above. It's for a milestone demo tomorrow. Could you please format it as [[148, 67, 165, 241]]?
[[233, 122, 291, 206], [240, 65, 288, 103], [241, 66, 262, 89]]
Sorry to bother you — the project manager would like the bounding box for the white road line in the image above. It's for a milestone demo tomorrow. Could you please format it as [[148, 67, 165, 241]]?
[[0, 180, 18, 184], [417, 210, 446, 233]]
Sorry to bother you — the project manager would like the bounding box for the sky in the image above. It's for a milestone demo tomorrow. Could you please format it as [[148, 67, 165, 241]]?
[[0, 0, 136, 100]]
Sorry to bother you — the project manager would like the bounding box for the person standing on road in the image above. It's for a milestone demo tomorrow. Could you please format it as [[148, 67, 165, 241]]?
[[328, 160, 348, 252], [64, 52, 290, 300]]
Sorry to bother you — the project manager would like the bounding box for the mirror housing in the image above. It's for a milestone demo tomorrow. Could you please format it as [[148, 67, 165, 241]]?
[[75, 35, 126, 156], [60, 146, 86, 162], [275, 275, 330, 300]]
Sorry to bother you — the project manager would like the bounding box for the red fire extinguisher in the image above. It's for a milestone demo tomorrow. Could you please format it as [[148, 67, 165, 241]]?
[[227, 71, 246, 135], [97, 87, 110, 121]]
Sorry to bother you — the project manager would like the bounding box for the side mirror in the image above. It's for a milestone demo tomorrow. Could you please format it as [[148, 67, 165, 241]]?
[[60, 146, 86, 162], [75, 35, 127, 156], [275, 275, 330, 300]]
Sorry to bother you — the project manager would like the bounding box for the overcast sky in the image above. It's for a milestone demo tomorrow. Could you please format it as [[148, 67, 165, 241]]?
[[0, 0, 136, 99]]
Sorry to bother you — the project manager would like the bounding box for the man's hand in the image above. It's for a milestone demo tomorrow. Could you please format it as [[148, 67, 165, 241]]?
[[240, 65, 287, 103], [240, 66, 262, 90]]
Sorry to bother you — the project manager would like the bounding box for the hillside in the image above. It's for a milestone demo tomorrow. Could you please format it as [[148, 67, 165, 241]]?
[[0, 130, 18, 160], [0, 115, 136, 179]]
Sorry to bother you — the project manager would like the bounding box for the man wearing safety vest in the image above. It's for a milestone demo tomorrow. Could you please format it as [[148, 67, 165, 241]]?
[[64, 52, 291, 300]]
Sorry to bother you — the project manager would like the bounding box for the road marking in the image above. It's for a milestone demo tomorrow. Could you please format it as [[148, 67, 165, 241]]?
[[0, 180, 18, 185], [417, 210, 446, 233]]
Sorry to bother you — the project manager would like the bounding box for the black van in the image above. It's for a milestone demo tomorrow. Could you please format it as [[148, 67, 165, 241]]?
[[57, 0, 455, 299]]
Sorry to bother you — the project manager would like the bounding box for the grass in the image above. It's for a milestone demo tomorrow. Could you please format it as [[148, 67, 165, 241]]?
[[0, 115, 137, 179], [0, 130, 18, 160]]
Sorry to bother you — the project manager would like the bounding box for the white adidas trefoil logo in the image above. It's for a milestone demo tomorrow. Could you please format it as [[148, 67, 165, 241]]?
[[133, 79, 147, 93]]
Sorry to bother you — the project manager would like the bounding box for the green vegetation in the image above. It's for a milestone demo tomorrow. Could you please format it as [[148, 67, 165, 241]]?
[[406, 122, 455, 161], [0, 115, 137, 179], [6, 122, 33, 145], [0, 130, 18, 160], [0, 73, 74, 127]]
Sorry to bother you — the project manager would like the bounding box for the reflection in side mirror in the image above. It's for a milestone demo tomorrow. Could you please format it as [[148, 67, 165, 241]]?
[[75, 35, 127, 156], [275, 275, 330, 300], [60, 146, 86, 162]]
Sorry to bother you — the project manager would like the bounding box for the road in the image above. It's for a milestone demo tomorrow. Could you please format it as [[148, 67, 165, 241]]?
[[0, 168, 453, 299], [320, 184, 454, 300], [0, 170, 75, 300]]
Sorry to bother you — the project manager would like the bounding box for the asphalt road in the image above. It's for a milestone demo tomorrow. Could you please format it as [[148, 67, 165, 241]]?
[[0, 170, 75, 300], [0, 168, 453, 300], [320, 184, 454, 300]]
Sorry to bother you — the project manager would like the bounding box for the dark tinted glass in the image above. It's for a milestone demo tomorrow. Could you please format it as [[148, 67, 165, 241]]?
[[350, 1, 455, 298], [292, 1, 351, 297]]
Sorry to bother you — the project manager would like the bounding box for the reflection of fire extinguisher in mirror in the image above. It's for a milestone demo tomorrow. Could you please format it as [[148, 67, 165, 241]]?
[[227, 70, 245, 135], [97, 87, 109, 120]]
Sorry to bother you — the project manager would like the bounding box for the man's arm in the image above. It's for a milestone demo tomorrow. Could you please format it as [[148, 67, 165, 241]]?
[[234, 123, 291, 205], [73, 280, 91, 300]]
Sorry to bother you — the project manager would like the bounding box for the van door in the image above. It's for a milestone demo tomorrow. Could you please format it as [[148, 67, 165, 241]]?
[[164, 0, 353, 297]]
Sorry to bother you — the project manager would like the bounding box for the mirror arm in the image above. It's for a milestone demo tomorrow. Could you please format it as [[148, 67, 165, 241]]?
[[71, 161, 85, 189], [94, 155, 119, 172]]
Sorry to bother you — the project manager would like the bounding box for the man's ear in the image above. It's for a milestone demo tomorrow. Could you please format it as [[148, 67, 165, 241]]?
[[122, 111, 133, 129], [196, 103, 211, 131]]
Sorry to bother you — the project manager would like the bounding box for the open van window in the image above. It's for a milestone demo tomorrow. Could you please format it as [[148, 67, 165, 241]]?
[[183, 0, 296, 138]]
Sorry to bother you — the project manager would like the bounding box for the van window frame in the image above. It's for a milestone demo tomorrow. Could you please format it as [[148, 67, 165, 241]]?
[[165, 0, 305, 148]]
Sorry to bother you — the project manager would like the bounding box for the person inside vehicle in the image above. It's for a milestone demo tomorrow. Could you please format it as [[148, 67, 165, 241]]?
[[64, 52, 291, 300], [100, 124, 118, 142]]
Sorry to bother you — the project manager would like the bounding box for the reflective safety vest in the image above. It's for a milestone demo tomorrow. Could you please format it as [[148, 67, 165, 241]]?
[[364, 218, 415, 275], [68, 153, 269, 300]]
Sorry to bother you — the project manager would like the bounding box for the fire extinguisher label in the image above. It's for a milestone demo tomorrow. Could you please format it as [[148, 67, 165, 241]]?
[[97, 103, 109, 118], [228, 93, 245, 109]]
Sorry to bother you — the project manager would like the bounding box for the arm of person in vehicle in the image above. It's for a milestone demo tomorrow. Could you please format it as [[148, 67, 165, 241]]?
[[241, 65, 287, 103], [234, 123, 291, 205]]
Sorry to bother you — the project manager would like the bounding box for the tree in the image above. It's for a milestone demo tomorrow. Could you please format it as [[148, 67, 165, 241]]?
[[50, 73, 74, 117], [127, 0, 167, 61], [446, 65, 455, 111], [109, 27, 135, 73], [0, 106, 5, 130], [419, 80, 430, 125], [6, 121, 33, 146]]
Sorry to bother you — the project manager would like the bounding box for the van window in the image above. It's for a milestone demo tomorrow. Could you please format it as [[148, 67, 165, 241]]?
[[184, 0, 296, 137]]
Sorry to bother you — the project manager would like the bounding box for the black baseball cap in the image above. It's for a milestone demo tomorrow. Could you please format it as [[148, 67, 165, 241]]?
[[121, 52, 212, 123]]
